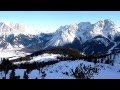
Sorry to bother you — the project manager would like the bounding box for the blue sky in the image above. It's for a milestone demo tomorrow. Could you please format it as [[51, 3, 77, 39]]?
[[0, 11, 120, 32]]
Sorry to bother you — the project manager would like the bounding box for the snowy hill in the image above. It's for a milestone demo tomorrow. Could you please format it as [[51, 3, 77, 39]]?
[[0, 50, 120, 79]]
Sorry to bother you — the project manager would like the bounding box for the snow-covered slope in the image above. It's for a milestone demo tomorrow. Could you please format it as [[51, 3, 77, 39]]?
[[45, 19, 120, 55], [0, 52, 120, 79], [45, 24, 79, 48], [46, 19, 119, 47]]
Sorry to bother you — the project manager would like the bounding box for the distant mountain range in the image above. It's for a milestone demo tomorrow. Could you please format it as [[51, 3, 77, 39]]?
[[45, 19, 120, 55], [0, 19, 120, 55]]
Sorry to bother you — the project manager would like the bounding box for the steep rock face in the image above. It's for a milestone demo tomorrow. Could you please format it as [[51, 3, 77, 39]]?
[[45, 19, 120, 55], [45, 24, 79, 48]]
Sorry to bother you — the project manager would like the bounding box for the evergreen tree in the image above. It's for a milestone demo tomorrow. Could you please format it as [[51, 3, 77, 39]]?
[[26, 68, 31, 74], [41, 71, 46, 79], [23, 71, 29, 79], [2, 77, 5, 79], [101, 58, 103, 63], [94, 59, 97, 64], [10, 69, 15, 79], [16, 76, 20, 79], [1, 58, 12, 78]]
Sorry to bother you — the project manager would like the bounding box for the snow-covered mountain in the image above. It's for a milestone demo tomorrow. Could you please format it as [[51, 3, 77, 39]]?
[[1, 19, 120, 79], [46, 19, 119, 47], [0, 19, 120, 57], [0, 21, 53, 57], [0, 21, 26, 35], [45, 19, 120, 55]]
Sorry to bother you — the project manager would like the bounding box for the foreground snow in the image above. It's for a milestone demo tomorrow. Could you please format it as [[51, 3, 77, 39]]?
[[42, 60, 120, 79], [0, 53, 120, 79], [1, 59, 120, 79]]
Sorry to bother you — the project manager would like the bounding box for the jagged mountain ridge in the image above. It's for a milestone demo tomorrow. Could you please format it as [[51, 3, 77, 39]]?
[[45, 19, 120, 55], [0, 21, 53, 52], [0, 19, 120, 55], [0, 21, 26, 35]]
